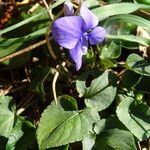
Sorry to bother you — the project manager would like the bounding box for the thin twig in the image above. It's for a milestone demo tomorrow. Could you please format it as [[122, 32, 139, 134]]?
[[0, 39, 46, 63], [138, 141, 142, 150], [24, 65, 31, 82], [17, 93, 34, 108], [16, 0, 30, 6], [0, 86, 12, 96], [28, 3, 40, 14], [42, 0, 54, 20], [16, 93, 35, 115], [75, 0, 83, 15], [9, 84, 27, 93]]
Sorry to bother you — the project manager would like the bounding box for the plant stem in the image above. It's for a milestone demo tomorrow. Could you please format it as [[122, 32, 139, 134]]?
[[45, 28, 57, 60], [52, 67, 59, 104]]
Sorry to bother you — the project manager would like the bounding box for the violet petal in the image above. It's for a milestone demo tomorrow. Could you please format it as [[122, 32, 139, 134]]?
[[63, 1, 74, 16], [80, 5, 98, 31], [52, 16, 83, 49], [69, 38, 88, 70], [88, 26, 106, 45], [81, 34, 88, 54]]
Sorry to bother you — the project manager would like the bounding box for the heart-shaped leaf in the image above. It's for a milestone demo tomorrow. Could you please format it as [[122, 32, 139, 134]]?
[[76, 71, 117, 111], [126, 54, 150, 76], [37, 95, 99, 149], [116, 95, 150, 140], [93, 129, 136, 150]]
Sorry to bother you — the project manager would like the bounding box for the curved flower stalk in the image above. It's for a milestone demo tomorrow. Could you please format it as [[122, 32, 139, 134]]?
[[52, 3, 106, 70]]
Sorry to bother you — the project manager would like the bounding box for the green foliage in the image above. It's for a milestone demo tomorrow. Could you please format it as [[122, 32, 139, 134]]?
[[100, 41, 121, 59], [135, 0, 150, 5], [126, 53, 150, 76], [29, 66, 53, 95], [104, 14, 150, 32], [83, 117, 136, 150], [0, 96, 15, 138], [122, 70, 142, 89], [107, 34, 149, 46], [93, 129, 136, 150], [92, 3, 150, 20], [77, 71, 117, 111], [0, 0, 150, 149], [0, 96, 36, 149], [6, 117, 36, 150], [37, 95, 99, 149], [116, 95, 150, 140]]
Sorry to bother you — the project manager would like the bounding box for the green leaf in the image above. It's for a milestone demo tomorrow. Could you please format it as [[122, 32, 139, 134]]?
[[100, 59, 117, 69], [104, 14, 150, 32], [122, 70, 142, 89], [92, 3, 150, 21], [126, 53, 150, 76], [6, 117, 36, 150], [0, 96, 15, 138], [0, 0, 65, 35], [37, 95, 99, 149], [0, 28, 46, 62], [0, 43, 22, 58], [29, 66, 53, 95], [100, 41, 121, 59], [77, 71, 117, 111], [82, 132, 96, 150], [1, 53, 31, 70], [94, 118, 127, 135], [116, 96, 150, 140], [135, 0, 150, 5], [93, 129, 136, 150], [84, 0, 99, 8], [83, 117, 132, 150], [47, 145, 69, 150], [107, 34, 150, 46]]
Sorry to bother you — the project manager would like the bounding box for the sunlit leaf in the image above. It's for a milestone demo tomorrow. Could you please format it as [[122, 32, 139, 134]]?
[[76, 71, 117, 111], [93, 129, 136, 150], [116, 95, 150, 140], [107, 34, 150, 46], [6, 117, 36, 150], [104, 14, 150, 32], [0, 96, 15, 138], [92, 3, 150, 21], [126, 53, 150, 76], [37, 95, 99, 149]]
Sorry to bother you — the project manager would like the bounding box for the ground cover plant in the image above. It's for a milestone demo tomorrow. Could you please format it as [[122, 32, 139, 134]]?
[[0, 0, 150, 149]]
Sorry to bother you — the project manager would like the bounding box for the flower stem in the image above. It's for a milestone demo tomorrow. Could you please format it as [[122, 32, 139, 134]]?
[[52, 66, 59, 105], [45, 28, 57, 60]]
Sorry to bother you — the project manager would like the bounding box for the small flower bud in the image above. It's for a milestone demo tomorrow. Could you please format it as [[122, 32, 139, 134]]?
[[63, 1, 74, 16]]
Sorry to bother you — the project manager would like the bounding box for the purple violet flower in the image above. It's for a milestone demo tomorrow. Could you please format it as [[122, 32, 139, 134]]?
[[63, 1, 74, 16], [52, 4, 106, 70]]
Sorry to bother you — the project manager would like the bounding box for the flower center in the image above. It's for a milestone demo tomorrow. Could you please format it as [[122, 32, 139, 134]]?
[[83, 28, 93, 36]]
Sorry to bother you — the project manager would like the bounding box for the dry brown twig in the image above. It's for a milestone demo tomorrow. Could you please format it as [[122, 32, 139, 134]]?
[[0, 39, 46, 63], [41, 0, 54, 20], [16, 93, 35, 115]]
